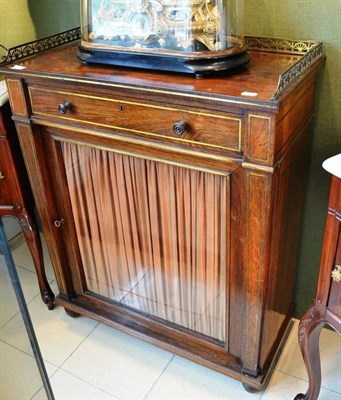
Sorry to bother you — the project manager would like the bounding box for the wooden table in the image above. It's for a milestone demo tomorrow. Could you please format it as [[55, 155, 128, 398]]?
[[295, 154, 341, 400], [0, 82, 54, 309]]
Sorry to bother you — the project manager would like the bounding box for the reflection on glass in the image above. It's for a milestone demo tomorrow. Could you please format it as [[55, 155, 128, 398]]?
[[81, 0, 244, 55], [62, 143, 228, 341]]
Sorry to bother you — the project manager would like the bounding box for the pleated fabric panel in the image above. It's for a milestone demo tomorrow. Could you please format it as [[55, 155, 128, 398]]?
[[62, 142, 229, 341]]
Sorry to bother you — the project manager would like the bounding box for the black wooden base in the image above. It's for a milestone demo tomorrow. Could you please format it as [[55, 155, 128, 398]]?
[[77, 46, 250, 78]]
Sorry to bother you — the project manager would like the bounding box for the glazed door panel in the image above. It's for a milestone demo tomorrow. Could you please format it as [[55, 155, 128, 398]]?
[[49, 135, 230, 343]]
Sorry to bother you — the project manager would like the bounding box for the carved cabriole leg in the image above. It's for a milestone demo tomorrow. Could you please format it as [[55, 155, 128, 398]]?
[[16, 208, 55, 310], [294, 305, 325, 400]]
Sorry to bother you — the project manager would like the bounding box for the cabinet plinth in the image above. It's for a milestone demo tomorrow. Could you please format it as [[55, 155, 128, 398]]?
[[0, 41, 325, 391]]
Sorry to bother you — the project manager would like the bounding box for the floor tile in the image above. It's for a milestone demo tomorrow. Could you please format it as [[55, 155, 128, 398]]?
[[0, 260, 41, 328], [276, 320, 341, 393], [0, 341, 57, 400], [0, 282, 98, 366], [261, 369, 341, 400], [11, 233, 56, 281], [32, 369, 118, 400], [146, 355, 262, 400], [2, 234, 341, 400], [62, 323, 173, 400]]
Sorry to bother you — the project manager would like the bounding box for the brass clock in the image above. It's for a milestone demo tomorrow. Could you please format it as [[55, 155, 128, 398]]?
[[78, 0, 249, 76]]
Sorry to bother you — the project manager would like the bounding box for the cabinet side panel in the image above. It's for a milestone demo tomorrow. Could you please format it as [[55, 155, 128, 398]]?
[[275, 82, 315, 158], [260, 119, 312, 370]]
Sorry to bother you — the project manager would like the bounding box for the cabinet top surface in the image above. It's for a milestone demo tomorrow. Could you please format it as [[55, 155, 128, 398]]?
[[0, 43, 324, 109]]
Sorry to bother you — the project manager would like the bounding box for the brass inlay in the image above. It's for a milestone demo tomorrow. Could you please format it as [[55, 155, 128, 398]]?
[[30, 86, 240, 121], [29, 87, 242, 152], [247, 114, 271, 163], [52, 135, 229, 177], [32, 117, 239, 165], [1, 68, 277, 110], [0, 171, 5, 181], [6, 79, 27, 118], [242, 162, 274, 174], [35, 111, 240, 152]]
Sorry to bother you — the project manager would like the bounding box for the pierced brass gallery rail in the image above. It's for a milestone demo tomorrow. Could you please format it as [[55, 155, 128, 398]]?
[[244, 36, 324, 100], [0, 28, 81, 65]]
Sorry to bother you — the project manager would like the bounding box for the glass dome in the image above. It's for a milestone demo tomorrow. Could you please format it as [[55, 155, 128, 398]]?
[[79, 0, 249, 76]]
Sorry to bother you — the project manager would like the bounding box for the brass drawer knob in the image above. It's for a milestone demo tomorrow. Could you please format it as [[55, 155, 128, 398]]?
[[173, 120, 188, 135], [0, 171, 5, 181], [331, 265, 341, 282], [57, 101, 72, 115]]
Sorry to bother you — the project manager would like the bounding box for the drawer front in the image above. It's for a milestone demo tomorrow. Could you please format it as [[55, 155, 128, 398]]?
[[29, 87, 242, 153]]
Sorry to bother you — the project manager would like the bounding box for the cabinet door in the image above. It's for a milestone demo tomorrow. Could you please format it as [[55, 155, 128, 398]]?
[[44, 128, 231, 345]]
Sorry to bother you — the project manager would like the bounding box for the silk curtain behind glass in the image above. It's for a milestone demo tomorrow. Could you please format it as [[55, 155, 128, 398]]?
[[61, 142, 228, 342]]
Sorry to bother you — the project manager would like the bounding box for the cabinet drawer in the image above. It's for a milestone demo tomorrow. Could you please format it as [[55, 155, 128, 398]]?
[[29, 87, 242, 153]]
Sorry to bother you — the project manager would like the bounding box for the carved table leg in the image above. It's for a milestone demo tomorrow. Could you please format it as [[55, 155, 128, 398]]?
[[17, 209, 55, 310], [294, 305, 324, 400]]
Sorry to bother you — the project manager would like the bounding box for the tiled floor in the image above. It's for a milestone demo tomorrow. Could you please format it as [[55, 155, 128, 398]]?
[[1, 235, 340, 400]]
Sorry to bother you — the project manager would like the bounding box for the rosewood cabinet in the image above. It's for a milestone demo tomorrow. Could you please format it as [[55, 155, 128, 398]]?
[[0, 91, 54, 309], [295, 155, 341, 400], [0, 34, 325, 391]]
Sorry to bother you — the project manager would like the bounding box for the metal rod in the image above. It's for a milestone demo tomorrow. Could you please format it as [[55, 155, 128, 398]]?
[[0, 217, 55, 400]]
